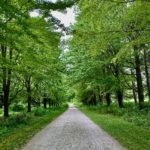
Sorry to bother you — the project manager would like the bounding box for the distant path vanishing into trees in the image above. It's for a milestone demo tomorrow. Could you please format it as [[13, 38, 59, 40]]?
[[22, 105, 125, 150]]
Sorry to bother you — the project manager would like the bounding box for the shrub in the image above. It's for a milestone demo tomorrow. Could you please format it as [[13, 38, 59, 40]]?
[[15, 113, 30, 124], [83, 102, 150, 129], [0, 109, 3, 115], [34, 108, 47, 116], [0, 113, 30, 128], [11, 104, 25, 112]]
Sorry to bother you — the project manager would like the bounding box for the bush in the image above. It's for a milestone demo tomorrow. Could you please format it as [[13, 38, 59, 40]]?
[[61, 103, 68, 109], [11, 104, 25, 112], [0, 109, 3, 115], [83, 102, 150, 129], [34, 108, 47, 116], [15, 113, 30, 124], [0, 113, 30, 128]]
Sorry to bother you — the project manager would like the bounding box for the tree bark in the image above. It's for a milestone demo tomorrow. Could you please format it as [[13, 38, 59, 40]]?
[[113, 64, 124, 108], [25, 77, 32, 112], [43, 96, 47, 109], [0, 95, 3, 108], [1, 46, 12, 117], [143, 48, 150, 101], [116, 90, 124, 108], [132, 81, 137, 104], [131, 69, 137, 104], [92, 93, 97, 105], [48, 98, 51, 108], [134, 46, 144, 108], [105, 93, 111, 106], [27, 88, 31, 112]]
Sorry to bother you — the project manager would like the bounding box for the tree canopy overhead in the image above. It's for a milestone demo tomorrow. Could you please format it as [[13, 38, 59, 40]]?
[[0, 0, 150, 118]]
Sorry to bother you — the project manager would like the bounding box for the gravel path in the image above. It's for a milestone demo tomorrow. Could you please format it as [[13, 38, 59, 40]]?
[[22, 106, 125, 150]]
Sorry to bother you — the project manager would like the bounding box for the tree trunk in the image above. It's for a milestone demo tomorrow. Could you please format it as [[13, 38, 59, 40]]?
[[132, 81, 137, 104], [116, 90, 124, 108], [98, 94, 103, 105], [43, 94, 47, 109], [114, 65, 124, 108], [144, 49, 150, 101], [105, 93, 111, 106], [3, 90, 9, 117], [134, 46, 144, 108], [25, 77, 32, 112], [43, 97, 47, 109], [97, 86, 103, 105], [1, 46, 12, 117], [37, 98, 41, 107], [0, 95, 3, 108], [27, 88, 31, 112], [92, 93, 97, 105], [48, 98, 51, 108], [131, 69, 137, 104]]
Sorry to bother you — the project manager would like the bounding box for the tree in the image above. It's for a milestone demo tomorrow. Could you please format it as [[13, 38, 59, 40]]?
[[0, 0, 71, 117], [65, 0, 150, 108]]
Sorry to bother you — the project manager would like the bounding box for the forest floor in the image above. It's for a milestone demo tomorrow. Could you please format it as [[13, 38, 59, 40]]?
[[22, 105, 125, 150]]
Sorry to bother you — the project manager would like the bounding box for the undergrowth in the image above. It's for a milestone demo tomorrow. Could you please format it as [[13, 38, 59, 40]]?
[[0, 105, 68, 150], [79, 102, 150, 129]]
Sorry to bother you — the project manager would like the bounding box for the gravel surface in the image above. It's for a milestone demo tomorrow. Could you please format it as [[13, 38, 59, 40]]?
[[22, 106, 125, 150]]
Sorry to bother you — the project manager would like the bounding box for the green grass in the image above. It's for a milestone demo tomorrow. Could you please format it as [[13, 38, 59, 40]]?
[[0, 106, 67, 150], [78, 103, 150, 129], [79, 106, 150, 150]]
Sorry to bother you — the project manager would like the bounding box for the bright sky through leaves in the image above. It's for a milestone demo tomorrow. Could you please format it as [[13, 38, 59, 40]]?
[[30, 0, 76, 27]]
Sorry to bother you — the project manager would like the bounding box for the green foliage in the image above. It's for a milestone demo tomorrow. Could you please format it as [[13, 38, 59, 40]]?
[[0, 0, 72, 116], [79, 102, 150, 129], [11, 104, 25, 112], [0, 109, 2, 115], [34, 107, 47, 116], [64, 0, 150, 107], [0, 113, 30, 128]]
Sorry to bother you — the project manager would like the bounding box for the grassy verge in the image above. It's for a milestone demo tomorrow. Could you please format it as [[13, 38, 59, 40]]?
[[79, 106, 150, 150], [0, 106, 67, 150]]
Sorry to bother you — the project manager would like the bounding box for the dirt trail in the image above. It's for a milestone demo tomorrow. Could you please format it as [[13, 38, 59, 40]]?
[[22, 106, 125, 150]]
